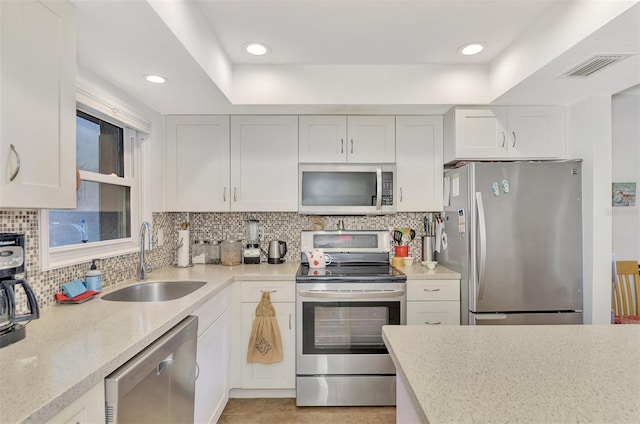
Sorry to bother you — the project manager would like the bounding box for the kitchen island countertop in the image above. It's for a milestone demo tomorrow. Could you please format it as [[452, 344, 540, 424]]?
[[0, 261, 458, 423], [382, 325, 640, 423]]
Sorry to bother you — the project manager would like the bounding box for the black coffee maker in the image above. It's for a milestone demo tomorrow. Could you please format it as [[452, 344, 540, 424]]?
[[0, 233, 39, 348]]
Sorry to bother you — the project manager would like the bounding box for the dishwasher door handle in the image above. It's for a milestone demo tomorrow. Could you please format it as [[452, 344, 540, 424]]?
[[157, 354, 174, 375]]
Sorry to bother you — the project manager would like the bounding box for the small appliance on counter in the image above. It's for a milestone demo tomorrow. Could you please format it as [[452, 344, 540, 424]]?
[[244, 219, 263, 264], [267, 240, 288, 264], [0, 233, 40, 348]]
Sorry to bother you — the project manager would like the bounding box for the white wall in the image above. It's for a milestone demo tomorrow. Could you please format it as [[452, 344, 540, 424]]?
[[612, 91, 640, 260], [566, 96, 613, 324]]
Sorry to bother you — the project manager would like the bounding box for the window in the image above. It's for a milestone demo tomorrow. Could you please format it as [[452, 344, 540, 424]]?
[[41, 105, 145, 269]]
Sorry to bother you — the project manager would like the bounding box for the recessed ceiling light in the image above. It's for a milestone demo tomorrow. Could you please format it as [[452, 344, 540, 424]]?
[[459, 43, 484, 56], [145, 74, 167, 84], [245, 42, 270, 56]]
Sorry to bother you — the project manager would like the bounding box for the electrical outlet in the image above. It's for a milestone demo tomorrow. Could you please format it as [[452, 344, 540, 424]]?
[[157, 229, 164, 246]]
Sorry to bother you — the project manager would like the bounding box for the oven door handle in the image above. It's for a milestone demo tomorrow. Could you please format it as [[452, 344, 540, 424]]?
[[297, 290, 405, 299]]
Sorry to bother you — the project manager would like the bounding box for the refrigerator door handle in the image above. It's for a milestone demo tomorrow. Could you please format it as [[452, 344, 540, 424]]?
[[476, 192, 487, 300]]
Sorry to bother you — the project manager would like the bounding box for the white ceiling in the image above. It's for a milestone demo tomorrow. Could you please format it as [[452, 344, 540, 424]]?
[[72, 0, 640, 115]]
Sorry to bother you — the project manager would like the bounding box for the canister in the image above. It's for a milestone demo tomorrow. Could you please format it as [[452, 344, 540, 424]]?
[[206, 240, 221, 264], [220, 240, 242, 266], [192, 240, 207, 264]]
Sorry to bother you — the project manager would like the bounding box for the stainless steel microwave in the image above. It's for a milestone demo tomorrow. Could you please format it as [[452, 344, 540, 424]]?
[[299, 163, 396, 215]]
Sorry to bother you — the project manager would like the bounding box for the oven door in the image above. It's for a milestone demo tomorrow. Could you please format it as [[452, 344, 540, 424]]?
[[296, 282, 406, 375]]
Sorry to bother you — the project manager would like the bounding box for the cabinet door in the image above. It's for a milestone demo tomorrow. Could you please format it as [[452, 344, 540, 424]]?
[[452, 107, 508, 159], [0, 0, 76, 208], [195, 310, 229, 424], [230, 116, 298, 211], [507, 106, 565, 159], [241, 302, 295, 389], [347, 116, 396, 163], [407, 301, 460, 325], [166, 115, 230, 211], [396, 116, 443, 212], [299, 116, 347, 163], [45, 381, 105, 424]]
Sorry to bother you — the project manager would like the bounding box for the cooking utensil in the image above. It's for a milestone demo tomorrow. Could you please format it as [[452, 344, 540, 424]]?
[[393, 230, 403, 245]]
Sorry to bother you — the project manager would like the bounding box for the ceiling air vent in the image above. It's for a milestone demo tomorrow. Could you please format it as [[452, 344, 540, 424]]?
[[561, 54, 632, 78]]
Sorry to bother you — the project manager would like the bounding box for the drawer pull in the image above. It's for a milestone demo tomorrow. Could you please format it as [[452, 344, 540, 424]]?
[[289, 313, 291, 330], [423, 288, 441, 292], [260, 289, 277, 293], [424, 321, 442, 325]]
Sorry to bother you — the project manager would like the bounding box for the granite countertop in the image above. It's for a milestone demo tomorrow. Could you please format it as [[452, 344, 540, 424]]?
[[0, 261, 458, 423], [0, 262, 299, 424], [382, 325, 640, 424], [398, 263, 460, 280]]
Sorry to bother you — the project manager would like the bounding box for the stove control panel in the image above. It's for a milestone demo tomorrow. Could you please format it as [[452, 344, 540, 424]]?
[[301, 230, 391, 253]]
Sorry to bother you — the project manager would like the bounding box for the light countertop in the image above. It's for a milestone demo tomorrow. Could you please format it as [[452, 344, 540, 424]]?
[[0, 261, 458, 423], [382, 325, 640, 424]]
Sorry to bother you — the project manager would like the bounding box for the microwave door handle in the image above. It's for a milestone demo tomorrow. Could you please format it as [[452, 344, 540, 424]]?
[[376, 168, 382, 210]]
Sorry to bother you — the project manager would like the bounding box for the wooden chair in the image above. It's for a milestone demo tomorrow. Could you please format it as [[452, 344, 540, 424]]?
[[613, 260, 640, 318]]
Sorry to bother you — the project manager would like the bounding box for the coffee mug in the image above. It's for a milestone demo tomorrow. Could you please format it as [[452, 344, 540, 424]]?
[[307, 249, 332, 268]]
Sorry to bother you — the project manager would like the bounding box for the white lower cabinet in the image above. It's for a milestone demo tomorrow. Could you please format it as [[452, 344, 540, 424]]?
[[193, 288, 230, 424], [45, 381, 104, 424], [406, 279, 460, 325], [241, 302, 295, 389], [230, 280, 296, 392]]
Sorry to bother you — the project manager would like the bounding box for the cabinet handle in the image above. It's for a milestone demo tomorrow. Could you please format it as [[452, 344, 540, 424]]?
[[195, 362, 200, 381], [341, 139, 344, 154], [350, 139, 354, 154], [423, 288, 440, 292], [400, 188, 403, 202], [260, 289, 277, 293], [223, 187, 227, 202], [501, 132, 506, 148], [424, 321, 442, 325], [8, 144, 20, 182], [512, 131, 516, 148], [234, 187, 237, 202], [289, 314, 291, 330]]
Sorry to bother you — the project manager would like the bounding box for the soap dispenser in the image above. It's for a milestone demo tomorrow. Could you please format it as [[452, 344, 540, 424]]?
[[86, 259, 102, 292]]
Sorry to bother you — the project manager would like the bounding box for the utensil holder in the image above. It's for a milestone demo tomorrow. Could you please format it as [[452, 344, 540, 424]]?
[[395, 245, 408, 257], [421, 236, 435, 262]]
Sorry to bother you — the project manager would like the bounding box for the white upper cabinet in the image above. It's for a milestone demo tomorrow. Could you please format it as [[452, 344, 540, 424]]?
[[299, 116, 395, 163], [165, 115, 230, 212], [507, 106, 565, 158], [298, 116, 347, 163], [230, 115, 298, 212], [444, 106, 565, 163], [395, 116, 443, 212], [0, 0, 76, 208]]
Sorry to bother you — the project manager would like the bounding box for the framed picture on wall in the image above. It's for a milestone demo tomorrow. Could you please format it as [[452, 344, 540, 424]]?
[[612, 182, 636, 206]]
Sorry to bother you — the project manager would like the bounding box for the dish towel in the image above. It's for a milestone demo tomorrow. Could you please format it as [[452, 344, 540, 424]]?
[[247, 291, 283, 364]]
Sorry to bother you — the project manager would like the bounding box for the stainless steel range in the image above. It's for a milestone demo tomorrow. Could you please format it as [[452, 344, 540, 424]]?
[[296, 230, 406, 406]]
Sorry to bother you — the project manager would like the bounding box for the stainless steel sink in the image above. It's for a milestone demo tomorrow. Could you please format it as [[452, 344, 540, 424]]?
[[102, 281, 206, 302]]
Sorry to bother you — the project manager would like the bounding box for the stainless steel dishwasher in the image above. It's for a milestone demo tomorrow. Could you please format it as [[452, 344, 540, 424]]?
[[105, 316, 198, 423]]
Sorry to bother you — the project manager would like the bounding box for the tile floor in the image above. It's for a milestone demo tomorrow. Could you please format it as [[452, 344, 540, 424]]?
[[218, 398, 396, 423]]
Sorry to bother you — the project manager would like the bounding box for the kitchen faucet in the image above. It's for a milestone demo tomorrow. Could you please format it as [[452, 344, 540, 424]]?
[[138, 221, 153, 281]]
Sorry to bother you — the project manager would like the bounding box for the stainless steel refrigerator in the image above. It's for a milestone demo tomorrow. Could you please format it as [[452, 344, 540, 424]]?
[[440, 161, 583, 325]]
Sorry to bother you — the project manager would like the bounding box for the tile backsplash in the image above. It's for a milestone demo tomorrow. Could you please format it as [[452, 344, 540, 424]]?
[[0, 209, 434, 309]]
